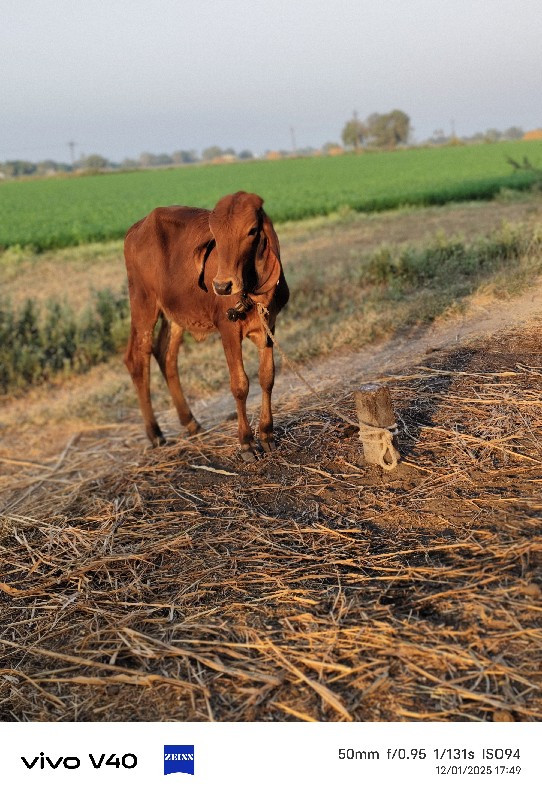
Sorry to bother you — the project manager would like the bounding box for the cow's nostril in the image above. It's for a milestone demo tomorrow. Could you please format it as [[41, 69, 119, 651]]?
[[213, 280, 233, 295]]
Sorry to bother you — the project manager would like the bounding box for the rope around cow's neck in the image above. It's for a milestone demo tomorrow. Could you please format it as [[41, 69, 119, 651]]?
[[256, 303, 399, 471]]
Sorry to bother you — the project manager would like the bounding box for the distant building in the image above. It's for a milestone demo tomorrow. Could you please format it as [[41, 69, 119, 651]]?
[[211, 153, 236, 164], [523, 129, 542, 141]]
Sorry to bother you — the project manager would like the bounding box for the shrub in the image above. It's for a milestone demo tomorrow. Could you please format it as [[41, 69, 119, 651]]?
[[0, 289, 129, 393], [364, 227, 525, 288]]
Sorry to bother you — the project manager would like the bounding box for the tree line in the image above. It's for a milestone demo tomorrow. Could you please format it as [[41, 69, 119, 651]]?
[[340, 110, 525, 150], [0, 113, 530, 178], [0, 146, 257, 178]]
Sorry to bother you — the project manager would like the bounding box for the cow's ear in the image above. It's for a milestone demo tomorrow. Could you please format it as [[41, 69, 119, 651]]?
[[252, 214, 281, 295], [193, 239, 215, 292]]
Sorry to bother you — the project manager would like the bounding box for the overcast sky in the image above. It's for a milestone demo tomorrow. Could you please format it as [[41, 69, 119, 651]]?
[[2, 0, 541, 162]]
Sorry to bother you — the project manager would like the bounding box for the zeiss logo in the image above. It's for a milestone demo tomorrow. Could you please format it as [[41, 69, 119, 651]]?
[[164, 745, 194, 776]]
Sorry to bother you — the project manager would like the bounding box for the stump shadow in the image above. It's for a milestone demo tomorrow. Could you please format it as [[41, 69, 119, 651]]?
[[395, 343, 479, 459]]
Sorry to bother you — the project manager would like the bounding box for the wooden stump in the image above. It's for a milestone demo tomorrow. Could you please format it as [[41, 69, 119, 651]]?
[[354, 383, 400, 470]]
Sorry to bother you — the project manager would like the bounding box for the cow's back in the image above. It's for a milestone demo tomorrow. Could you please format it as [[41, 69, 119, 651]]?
[[125, 205, 209, 269], [125, 205, 212, 317]]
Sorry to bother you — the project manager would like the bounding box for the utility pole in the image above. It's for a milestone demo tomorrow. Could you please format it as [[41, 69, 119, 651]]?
[[67, 141, 77, 167], [290, 126, 297, 156], [353, 110, 361, 153], [450, 119, 456, 139]]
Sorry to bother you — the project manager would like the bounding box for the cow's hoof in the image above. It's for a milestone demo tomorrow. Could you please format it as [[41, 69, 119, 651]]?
[[186, 419, 202, 436], [261, 437, 276, 453], [151, 435, 167, 448], [240, 446, 258, 463]]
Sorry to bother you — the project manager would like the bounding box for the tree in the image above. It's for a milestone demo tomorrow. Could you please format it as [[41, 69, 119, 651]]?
[[154, 153, 173, 165], [36, 160, 58, 175], [202, 146, 223, 161], [367, 110, 410, 148], [172, 149, 198, 164], [80, 154, 108, 170], [2, 160, 36, 176], [484, 128, 501, 143], [429, 129, 447, 145], [120, 158, 140, 169], [388, 109, 411, 145], [139, 152, 156, 167], [341, 115, 367, 151], [237, 149, 253, 160], [503, 126, 524, 140]]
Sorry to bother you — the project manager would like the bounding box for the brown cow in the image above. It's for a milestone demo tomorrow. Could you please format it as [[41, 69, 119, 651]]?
[[124, 191, 289, 461]]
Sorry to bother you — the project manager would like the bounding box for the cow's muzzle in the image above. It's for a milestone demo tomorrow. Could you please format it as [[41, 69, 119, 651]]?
[[213, 279, 233, 295]]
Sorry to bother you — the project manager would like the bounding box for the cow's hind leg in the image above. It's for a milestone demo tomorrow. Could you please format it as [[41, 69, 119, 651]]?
[[124, 308, 165, 447], [153, 317, 201, 436]]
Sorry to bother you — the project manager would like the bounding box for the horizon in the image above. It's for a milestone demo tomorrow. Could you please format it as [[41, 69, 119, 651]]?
[[0, 119, 535, 167]]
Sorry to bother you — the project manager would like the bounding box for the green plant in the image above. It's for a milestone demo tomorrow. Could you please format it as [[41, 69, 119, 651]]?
[[0, 289, 129, 393]]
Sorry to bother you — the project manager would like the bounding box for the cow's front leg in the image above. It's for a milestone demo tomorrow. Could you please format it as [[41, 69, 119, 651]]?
[[258, 339, 276, 452], [221, 329, 257, 461]]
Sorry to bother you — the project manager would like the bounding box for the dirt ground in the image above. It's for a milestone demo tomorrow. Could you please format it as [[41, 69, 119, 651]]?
[[1, 289, 541, 720]]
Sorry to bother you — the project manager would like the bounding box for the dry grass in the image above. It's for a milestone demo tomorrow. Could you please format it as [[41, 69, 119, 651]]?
[[1, 324, 541, 722]]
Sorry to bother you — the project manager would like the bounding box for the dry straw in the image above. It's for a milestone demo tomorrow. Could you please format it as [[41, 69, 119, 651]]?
[[1, 325, 541, 722]]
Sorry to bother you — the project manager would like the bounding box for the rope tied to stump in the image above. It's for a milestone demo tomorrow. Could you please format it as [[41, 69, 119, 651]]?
[[357, 420, 400, 471]]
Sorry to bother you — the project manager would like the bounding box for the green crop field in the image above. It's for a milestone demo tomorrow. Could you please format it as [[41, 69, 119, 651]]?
[[1, 141, 541, 252]]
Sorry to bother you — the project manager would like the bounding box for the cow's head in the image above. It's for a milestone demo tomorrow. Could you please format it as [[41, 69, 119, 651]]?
[[204, 191, 281, 298]]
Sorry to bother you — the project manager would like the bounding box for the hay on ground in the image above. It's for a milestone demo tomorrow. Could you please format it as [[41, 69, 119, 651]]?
[[1, 325, 541, 721]]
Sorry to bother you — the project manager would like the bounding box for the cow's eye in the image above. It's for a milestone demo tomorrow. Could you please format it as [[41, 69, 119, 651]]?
[[247, 227, 258, 236]]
